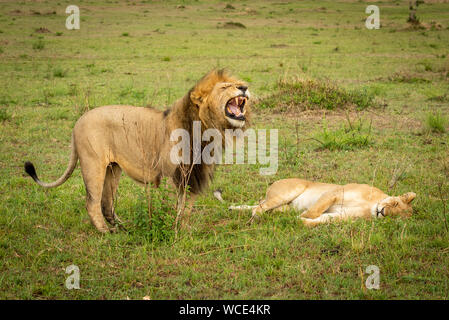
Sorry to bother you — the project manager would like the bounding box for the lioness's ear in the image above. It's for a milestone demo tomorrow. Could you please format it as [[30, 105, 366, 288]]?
[[401, 192, 416, 204]]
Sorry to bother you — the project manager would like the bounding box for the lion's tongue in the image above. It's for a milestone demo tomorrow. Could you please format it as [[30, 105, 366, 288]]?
[[228, 104, 241, 116]]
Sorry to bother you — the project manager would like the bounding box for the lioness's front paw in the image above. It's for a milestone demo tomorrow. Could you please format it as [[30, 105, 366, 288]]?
[[300, 210, 312, 218], [300, 210, 320, 219], [299, 217, 315, 227]]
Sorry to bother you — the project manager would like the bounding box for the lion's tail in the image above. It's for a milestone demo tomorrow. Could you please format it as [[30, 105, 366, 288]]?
[[24, 133, 78, 188], [213, 189, 258, 210]]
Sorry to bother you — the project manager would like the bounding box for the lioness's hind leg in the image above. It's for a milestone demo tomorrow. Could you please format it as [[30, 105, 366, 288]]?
[[250, 199, 288, 223], [101, 163, 122, 226], [80, 161, 109, 233], [250, 179, 306, 221]]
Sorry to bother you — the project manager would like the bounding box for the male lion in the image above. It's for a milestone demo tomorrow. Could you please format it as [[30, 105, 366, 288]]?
[[24, 69, 251, 233], [227, 178, 416, 227]]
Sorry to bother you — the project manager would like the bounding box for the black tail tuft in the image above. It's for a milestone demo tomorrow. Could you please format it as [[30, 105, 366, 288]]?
[[24, 161, 39, 182]]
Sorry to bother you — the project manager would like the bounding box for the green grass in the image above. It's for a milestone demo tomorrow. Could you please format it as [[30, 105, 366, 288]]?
[[0, 107, 11, 122], [52, 67, 68, 78], [128, 180, 177, 244], [313, 117, 372, 151], [0, 0, 449, 300], [423, 111, 448, 133], [32, 39, 45, 50]]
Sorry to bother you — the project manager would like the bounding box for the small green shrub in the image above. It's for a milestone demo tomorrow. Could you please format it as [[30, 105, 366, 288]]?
[[222, 21, 246, 29], [313, 117, 372, 151], [417, 61, 433, 72], [387, 72, 430, 83], [129, 179, 177, 244], [427, 95, 448, 103], [53, 67, 67, 78], [32, 40, 45, 50], [424, 111, 447, 133], [0, 96, 17, 106], [407, 1, 424, 26], [257, 79, 375, 111], [0, 108, 11, 122], [33, 40, 45, 50]]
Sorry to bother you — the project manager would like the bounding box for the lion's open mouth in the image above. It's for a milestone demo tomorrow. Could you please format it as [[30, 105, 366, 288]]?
[[225, 96, 247, 121]]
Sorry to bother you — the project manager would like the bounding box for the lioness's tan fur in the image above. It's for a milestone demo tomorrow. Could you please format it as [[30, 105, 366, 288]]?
[[230, 178, 416, 227], [25, 69, 251, 232]]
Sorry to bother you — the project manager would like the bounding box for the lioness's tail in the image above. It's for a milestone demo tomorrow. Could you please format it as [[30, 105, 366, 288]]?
[[213, 189, 258, 210], [24, 134, 78, 188], [228, 204, 259, 210]]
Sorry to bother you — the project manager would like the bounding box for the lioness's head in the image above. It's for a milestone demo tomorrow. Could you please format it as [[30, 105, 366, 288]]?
[[190, 69, 251, 130], [377, 192, 416, 218]]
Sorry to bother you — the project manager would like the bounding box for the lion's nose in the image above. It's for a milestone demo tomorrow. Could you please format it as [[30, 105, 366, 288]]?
[[238, 86, 248, 93]]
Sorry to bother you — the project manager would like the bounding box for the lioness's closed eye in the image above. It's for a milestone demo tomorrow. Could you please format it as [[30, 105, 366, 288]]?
[[228, 178, 416, 227], [24, 69, 251, 233]]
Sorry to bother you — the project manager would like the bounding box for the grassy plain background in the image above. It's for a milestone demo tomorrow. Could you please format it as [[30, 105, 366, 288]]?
[[0, 0, 448, 299]]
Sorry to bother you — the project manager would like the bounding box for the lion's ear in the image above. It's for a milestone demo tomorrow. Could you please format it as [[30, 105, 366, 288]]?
[[190, 76, 213, 106], [401, 192, 416, 204], [190, 69, 231, 106], [190, 89, 204, 106]]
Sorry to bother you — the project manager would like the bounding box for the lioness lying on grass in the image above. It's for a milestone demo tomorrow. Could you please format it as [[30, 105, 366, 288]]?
[[228, 178, 416, 227]]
